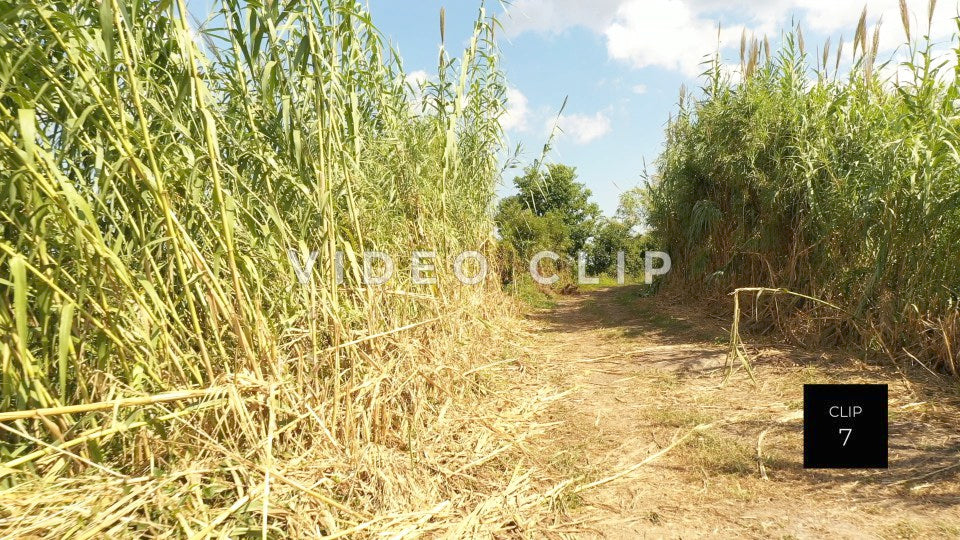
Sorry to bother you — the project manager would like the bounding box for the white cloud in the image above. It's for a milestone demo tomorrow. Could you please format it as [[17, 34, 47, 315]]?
[[503, 0, 960, 77], [405, 70, 430, 87], [501, 87, 531, 132], [552, 112, 612, 144], [780, 0, 953, 37], [772, 0, 958, 58], [605, 1, 745, 76], [502, 0, 623, 37], [631, 83, 648, 94]]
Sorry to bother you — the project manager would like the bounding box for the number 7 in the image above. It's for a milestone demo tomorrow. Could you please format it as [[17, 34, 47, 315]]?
[[839, 428, 853, 446]]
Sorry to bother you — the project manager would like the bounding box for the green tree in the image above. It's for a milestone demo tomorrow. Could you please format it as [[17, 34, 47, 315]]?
[[496, 164, 655, 282], [614, 186, 646, 232], [510, 163, 601, 256], [495, 197, 572, 268], [588, 219, 630, 274], [586, 189, 651, 275]]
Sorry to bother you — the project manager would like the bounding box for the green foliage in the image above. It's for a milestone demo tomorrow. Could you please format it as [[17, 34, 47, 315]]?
[[614, 186, 646, 231], [496, 197, 573, 267], [496, 163, 651, 283], [0, 0, 504, 461], [504, 273, 558, 309], [589, 220, 630, 274], [587, 189, 651, 275], [647, 16, 960, 374], [498, 163, 601, 258]]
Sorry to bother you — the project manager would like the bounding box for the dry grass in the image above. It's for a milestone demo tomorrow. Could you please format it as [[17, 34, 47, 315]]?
[[0, 296, 576, 537]]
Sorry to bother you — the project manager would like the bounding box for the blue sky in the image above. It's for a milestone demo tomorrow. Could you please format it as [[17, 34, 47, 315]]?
[[193, 1, 960, 215], [368, 0, 690, 215]]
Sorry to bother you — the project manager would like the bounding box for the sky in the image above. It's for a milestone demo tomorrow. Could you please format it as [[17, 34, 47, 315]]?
[[193, 1, 960, 216]]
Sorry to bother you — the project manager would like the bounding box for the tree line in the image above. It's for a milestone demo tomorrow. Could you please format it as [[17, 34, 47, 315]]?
[[495, 163, 651, 285]]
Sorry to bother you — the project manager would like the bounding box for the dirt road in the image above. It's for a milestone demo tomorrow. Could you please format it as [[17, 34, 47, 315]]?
[[527, 286, 960, 538]]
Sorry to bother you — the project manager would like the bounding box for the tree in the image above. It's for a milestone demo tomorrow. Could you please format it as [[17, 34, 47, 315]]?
[[495, 197, 572, 264], [506, 163, 601, 257], [614, 186, 646, 232], [587, 189, 652, 275], [588, 219, 630, 274], [496, 164, 650, 283]]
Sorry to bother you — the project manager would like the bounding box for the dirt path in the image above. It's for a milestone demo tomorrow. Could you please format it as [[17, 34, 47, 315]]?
[[527, 286, 960, 539]]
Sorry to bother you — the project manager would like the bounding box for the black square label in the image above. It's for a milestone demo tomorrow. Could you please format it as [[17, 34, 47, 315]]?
[[803, 384, 888, 469]]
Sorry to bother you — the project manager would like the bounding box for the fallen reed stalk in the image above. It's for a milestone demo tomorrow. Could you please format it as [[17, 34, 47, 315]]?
[[574, 421, 718, 492], [0, 387, 232, 423]]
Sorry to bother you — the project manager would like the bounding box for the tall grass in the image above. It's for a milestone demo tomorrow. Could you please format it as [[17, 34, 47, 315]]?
[[648, 5, 960, 376], [0, 1, 555, 536]]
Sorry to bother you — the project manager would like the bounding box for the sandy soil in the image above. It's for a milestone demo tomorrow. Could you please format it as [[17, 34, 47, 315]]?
[[525, 286, 960, 539]]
